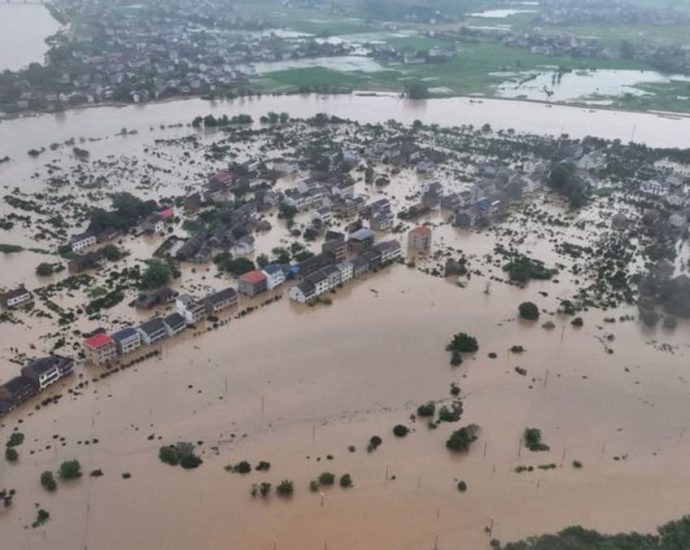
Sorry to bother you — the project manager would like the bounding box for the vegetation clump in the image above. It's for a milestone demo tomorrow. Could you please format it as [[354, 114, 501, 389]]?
[[59, 459, 82, 480], [158, 443, 203, 469], [276, 480, 294, 497], [523, 428, 550, 452], [340, 474, 353, 488], [446, 424, 481, 452], [417, 402, 436, 417], [40, 471, 57, 491], [446, 332, 479, 353], [518, 302, 540, 321], [318, 472, 335, 486], [393, 425, 409, 437], [367, 435, 382, 453]]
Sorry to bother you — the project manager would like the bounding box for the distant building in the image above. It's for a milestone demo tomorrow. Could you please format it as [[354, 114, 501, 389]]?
[[348, 227, 375, 254], [84, 333, 117, 365], [134, 287, 177, 310], [68, 250, 106, 274], [238, 270, 268, 297], [322, 231, 347, 261], [0, 287, 34, 309], [0, 376, 38, 410], [71, 232, 97, 253], [408, 226, 432, 253], [111, 327, 142, 355]]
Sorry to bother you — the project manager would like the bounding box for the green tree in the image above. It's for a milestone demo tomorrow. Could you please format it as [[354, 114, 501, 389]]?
[[36, 263, 55, 276], [446, 424, 480, 452], [318, 472, 335, 486], [446, 333, 479, 353], [276, 480, 294, 496], [59, 459, 82, 480], [5, 447, 18, 462], [40, 471, 57, 491], [393, 425, 409, 437], [523, 428, 549, 451], [406, 81, 429, 99], [140, 259, 179, 289], [340, 474, 353, 488], [518, 302, 540, 321]]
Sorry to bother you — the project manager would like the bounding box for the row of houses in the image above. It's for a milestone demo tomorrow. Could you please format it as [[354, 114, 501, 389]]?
[[84, 287, 240, 365], [288, 239, 403, 303], [0, 355, 74, 415]]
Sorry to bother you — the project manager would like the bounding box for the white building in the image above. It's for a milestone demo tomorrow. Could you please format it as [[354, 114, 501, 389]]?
[[176, 294, 206, 324], [261, 264, 286, 290], [336, 261, 353, 283], [71, 232, 97, 253]]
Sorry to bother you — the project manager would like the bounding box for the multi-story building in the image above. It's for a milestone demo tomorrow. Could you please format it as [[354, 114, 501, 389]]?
[[408, 226, 432, 253], [111, 327, 142, 355], [84, 333, 118, 365]]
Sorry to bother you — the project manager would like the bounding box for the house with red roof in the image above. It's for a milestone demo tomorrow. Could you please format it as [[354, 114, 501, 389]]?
[[238, 270, 268, 297], [83, 333, 117, 365]]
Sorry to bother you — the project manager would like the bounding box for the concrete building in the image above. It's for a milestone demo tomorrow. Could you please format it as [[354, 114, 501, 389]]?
[[288, 281, 316, 303], [21, 355, 74, 390], [238, 270, 268, 297], [408, 226, 432, 253], [0, 287, 34, 309], [84, 333, 117, 365], [176, 294, 207, 324], [163, 313, 187, 337], [204, 287, 239, 314], [70, 232, 97, 253], [111, 327, 142, 355], [348, 227, 375, 254], [261, 264, 285, 290], [137, 318, 168, 345]]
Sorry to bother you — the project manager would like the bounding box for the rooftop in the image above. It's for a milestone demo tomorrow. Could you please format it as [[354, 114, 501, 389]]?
[[350, 227, 375, 241], [112, 327, 139, 342], [240, 270, 267, 284], [410, 226, 432, 235], [84, 333, 114, 349]]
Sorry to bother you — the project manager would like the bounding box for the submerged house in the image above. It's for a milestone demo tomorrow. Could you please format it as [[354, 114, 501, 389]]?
[[84, 333, 118, 365]]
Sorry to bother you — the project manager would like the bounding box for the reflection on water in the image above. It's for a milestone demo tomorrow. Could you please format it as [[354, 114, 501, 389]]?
[[467, 9, 537, 18], [495, 69, 690, 102], [0, 5, 62, 71]]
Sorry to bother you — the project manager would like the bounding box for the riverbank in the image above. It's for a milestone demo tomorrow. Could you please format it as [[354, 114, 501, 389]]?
[[4, 87, 690, 126]]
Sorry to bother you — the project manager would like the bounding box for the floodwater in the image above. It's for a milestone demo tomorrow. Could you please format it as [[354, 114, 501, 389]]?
[[2, 262, 690, 550], [0, 5, 62, 71], [2, 93, 690, 168], [467, 9, 537, 18], [242, 55, 385, 75], [2, 68, 690, 550], [496, 69, 690, 103]]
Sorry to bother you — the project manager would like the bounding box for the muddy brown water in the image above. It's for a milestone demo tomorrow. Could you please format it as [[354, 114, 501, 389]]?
[[2, 264, 690, 549]]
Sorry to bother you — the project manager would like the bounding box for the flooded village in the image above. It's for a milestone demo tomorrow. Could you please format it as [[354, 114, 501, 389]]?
[[0, 94, 690, 549], [3, 0, 690, 549]]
